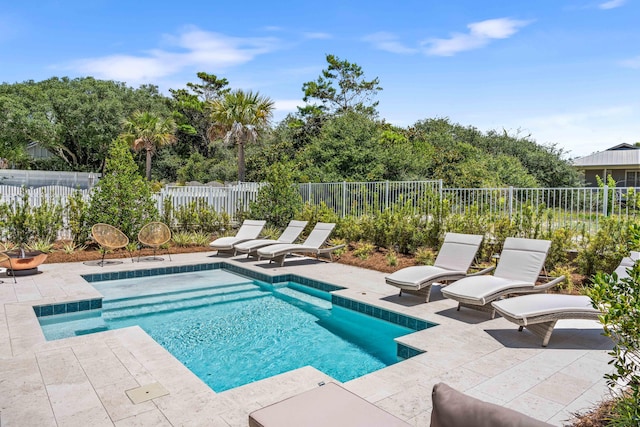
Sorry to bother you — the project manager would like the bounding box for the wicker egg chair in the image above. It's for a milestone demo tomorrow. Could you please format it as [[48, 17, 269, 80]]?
[[137, 222, 172, 262], [88, 223, 130, 266]]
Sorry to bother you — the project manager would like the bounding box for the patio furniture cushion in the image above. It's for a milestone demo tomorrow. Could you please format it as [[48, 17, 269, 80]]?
[[248, 382, 411, 427], [385, 265, 467, 289], [613, 251, 640, 280], [210, 220, 266, 250], [431, 383, 553, 427], [234, 220, 308, 255], [491, 294, 599, 325], [441, 276, 531, 306]]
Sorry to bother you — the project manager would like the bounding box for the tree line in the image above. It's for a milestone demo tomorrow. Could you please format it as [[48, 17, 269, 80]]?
[[0, 55, 581, 188]]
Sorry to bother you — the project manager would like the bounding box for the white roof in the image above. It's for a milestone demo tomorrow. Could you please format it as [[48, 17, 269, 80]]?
[[572, 144, 640, 168]]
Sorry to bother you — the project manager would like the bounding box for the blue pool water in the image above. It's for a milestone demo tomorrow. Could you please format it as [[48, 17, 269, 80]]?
[[39, 270, 415, 391]]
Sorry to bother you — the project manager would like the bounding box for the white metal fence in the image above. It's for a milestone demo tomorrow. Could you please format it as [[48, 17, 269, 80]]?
[[299, 181, 441, 217], [155, 183, 263, 218], [1, 181, 638, 236]]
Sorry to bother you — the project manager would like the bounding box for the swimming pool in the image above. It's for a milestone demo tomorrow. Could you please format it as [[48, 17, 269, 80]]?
[[37, 266, 431, 391]]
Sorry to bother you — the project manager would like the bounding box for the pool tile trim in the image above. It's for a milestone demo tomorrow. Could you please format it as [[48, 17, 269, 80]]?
[[332, 295, 434, 331], [34, 262, 434, 334], [33, 298, 102, 317]]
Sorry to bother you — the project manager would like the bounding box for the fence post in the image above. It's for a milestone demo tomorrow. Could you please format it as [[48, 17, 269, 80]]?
[[603, 185, 608, 216], [508, 186, 514, 219], [342, 181, 347, 218], [385, 180, 389, 211], [308, 182, 311, 204]]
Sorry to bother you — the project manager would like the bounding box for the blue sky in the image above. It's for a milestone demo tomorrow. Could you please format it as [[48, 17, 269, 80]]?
[[1, 0, 639, 158]]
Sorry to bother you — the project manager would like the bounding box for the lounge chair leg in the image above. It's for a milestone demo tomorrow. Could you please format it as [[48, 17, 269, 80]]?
[[457, 303, 461, 311], [399, 290, 403, 297], [518, 326, 524, 332]]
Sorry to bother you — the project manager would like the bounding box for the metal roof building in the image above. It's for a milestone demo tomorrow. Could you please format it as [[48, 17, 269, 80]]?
[[572, 144, 640, 186]]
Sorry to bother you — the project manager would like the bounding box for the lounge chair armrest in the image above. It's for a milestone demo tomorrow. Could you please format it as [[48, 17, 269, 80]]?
[[317, 244, 345, 254], [467, 265, 496, 276], [535, 275, 566, 291]]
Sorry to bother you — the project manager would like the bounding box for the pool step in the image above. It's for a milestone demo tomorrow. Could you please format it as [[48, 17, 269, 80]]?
[[102, 286, 270, 321], [92, 270, 257, 300], [102, 282, 263, 311], [104, 280, 256, 305], [275, 287, 332, 310], [73, 316, 110, 336]]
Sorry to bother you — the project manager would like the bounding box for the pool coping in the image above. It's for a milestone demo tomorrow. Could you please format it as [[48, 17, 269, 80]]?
[[0, 252, 613, 426]]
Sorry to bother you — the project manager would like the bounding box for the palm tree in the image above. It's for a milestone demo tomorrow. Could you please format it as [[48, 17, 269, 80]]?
[[208, 90, 274, 181], [121, 111, 176, 180]]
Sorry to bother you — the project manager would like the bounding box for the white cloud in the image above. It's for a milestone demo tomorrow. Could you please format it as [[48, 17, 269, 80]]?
[[67, 27, 282, 84], [518, 106, 637, 156], [422, 18, 531, 56], [598, 0, 626, 10], [274, 99, 305, 112], [362, 32, 418, 54], [620, 56, 640, 69], [303, 32, 332, 40]]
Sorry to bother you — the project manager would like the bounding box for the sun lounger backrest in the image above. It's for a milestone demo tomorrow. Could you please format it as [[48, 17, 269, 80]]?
[[235, 220, 267, 239], [494, 238, 551, 284], [277, 220, 308, 243], [434, 233, 483, 271], [613, 251, 640, 280], [302, 222, 336, 248]]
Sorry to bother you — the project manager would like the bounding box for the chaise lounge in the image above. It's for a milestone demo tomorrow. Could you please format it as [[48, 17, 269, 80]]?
[[385, 233, 492, 302], [256, 222, 344, 266], [233, 220, 308, 257], [441, 237, 565, 318], [209, 220, 266, 254], [613, 250, 640, 280], [491, 294, 601, 346]]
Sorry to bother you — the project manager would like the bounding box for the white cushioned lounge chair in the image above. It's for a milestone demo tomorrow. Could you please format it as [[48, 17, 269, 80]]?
[[492, 294, 601, 346], [233, 220, 308, 257], [613, 250, 640, 280], [209, 220, 266, 253], [385, 233, 493, 302], [256, 222, 344, 266], [441, 237, 565, 318]]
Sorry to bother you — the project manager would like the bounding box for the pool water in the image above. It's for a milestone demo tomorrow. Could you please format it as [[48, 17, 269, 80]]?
[[39, 270, 415, 391]]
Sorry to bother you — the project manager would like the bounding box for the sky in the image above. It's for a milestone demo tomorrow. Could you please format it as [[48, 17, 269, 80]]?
[[1, 0, 639, 159]]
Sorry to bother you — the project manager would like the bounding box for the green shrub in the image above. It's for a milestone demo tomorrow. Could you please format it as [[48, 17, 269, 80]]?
[[327, 238, 346, 257], [588, 249, 640, 424], [549, 264, 576, 294], [190, 231, 212, 246], [27, 241, 55, 253], [385, 249, 398, 267], [414, 247, 436, 265], [299, 202, 340, 237], [66, 190, 91, 246], [1, 188, 34, 247], [261, 226, 281, 240], [171, 231, 193, 247], [31, 190, 63, 244], [546, 228, 575, 271], [174, 201, 200, 232], [353, 241, 375, 260], [87, 138, 158, 240], [577, 217, 631, 278], [249, 162, 302, 229], [336, 216, 366, 243]]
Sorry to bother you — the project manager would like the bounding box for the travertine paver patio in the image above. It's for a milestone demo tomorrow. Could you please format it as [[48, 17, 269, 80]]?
[[0, 252, 613, 426]]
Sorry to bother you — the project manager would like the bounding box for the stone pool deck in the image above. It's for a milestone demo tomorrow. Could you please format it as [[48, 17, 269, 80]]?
[[0, 252, 612, 426]]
